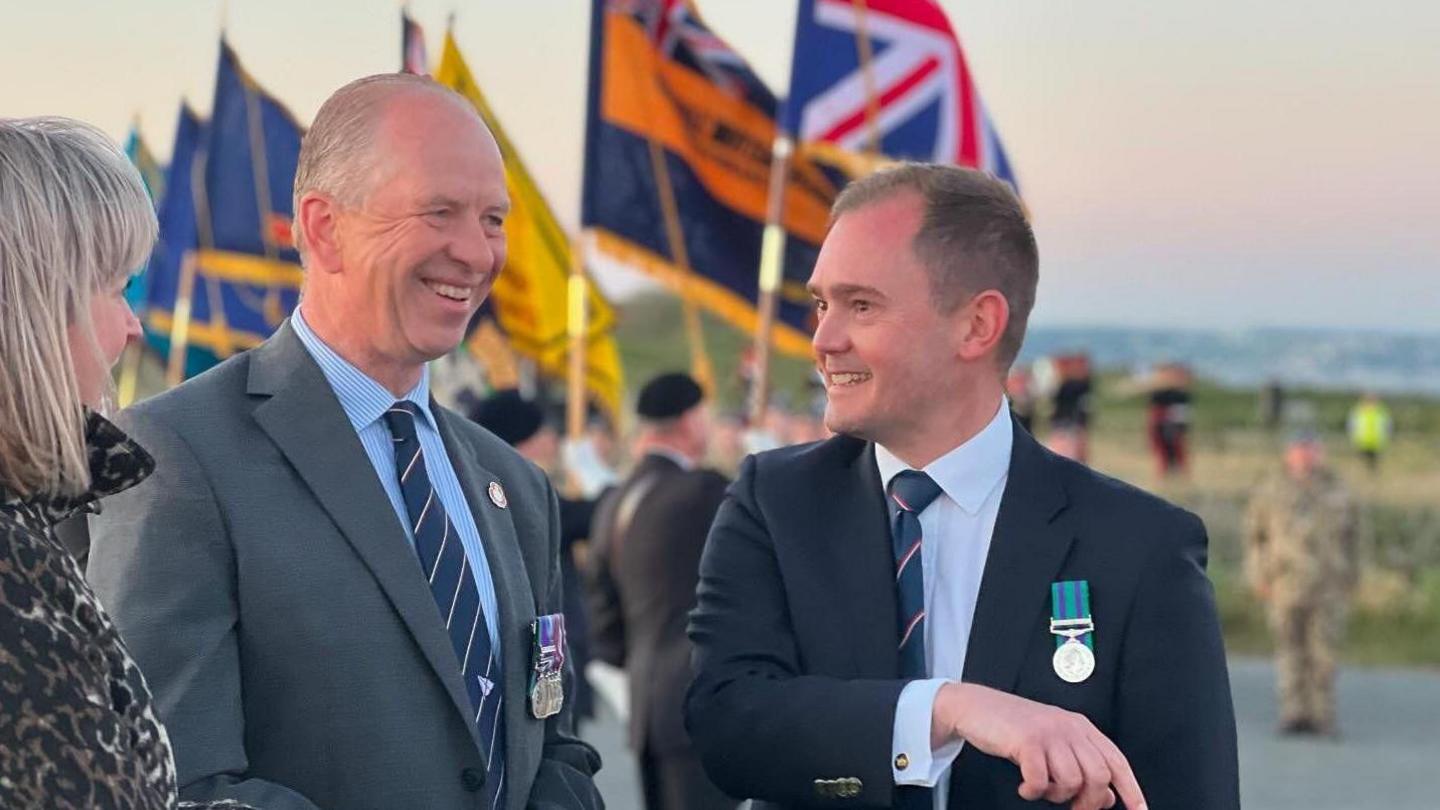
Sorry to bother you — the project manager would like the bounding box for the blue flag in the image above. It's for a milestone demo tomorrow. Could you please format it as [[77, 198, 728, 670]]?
[[143, 103, 219, 377], [145, 41, 305, 379], [122, 124, 166, 315]]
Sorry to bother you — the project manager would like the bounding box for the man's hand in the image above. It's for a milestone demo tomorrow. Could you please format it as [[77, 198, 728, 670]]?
[[931, 683, 1147, 810]]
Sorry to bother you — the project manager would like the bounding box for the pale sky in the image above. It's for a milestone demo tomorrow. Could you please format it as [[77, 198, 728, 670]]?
[[3, 0, 1437, 332]]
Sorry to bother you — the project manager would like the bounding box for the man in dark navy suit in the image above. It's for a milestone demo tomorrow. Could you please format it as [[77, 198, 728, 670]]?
[[685, 164, 1239, 810]]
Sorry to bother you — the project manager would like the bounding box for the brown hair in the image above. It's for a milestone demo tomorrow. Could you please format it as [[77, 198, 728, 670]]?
[[832, 163, 1037, 369]]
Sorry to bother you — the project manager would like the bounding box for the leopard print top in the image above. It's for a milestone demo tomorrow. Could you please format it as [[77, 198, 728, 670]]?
[[0, 412, 255, 810]]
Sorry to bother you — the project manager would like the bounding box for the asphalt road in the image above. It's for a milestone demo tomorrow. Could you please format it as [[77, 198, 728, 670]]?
[[580, 657, 1437, 809]]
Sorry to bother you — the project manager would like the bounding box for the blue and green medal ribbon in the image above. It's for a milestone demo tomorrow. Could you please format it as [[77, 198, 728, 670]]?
[[1051, 580, 1094, 650]]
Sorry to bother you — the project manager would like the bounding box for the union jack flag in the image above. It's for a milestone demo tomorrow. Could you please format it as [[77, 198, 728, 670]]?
[[784, 0, 1017, 188]]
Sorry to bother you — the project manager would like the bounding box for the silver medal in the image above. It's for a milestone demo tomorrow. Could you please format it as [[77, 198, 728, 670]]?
[[530, 673, 564, 718], [1052, 637, 1096, 683]]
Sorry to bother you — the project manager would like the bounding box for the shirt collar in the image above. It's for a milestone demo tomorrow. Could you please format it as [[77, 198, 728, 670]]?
[[645, 447, 695, 471], [291, 306, 435, 432], [875, 397, 1014, 516]]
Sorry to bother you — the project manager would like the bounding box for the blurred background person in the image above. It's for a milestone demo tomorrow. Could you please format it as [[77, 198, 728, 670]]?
[[1148, 362, 1193, 478], [1347, 392, 1393, 474], [587, 372, 736, 810], [1243, 431, 1361, 736], [0, 116, 252, 810], [469, 388, 607, 730], [1259, 378, 1286, 432], [1005, 363, 1037, 433], [707, 409, 748, 474], [1048, 351, 1093, 463]]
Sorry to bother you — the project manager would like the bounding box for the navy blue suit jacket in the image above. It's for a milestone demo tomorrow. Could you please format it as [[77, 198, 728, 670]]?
[[685, 421, 1239, 809]]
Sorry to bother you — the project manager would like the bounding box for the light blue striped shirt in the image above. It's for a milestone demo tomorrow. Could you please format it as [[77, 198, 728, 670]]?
[[291, 308, 501, 662]]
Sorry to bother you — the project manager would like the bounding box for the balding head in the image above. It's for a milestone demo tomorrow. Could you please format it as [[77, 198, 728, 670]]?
[[291, 72, 508, 396], [292, 73, 484, 265]]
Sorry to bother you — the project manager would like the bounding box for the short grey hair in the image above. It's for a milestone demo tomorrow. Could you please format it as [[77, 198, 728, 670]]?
[[292, 73, 475, 265], [832, 163, 1038, 370], [0, 117, 156, 498]]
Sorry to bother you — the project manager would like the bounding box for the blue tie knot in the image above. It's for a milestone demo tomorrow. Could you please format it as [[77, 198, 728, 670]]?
[[888, 470, 942, 515], [384, 401, 423, 444]]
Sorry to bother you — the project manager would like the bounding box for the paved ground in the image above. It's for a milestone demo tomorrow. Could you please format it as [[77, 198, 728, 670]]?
[[580, 657, 1438, 809]]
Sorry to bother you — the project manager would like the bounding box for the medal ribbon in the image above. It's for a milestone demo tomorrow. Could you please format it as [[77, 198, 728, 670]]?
[[1050, 580, 1094, 650], [534, 614, 565, 675]]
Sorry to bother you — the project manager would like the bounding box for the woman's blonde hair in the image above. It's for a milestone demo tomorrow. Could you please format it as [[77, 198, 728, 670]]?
[[0, 117, 157, 498]]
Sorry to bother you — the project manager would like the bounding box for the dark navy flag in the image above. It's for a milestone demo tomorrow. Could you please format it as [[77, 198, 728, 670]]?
[[582, 0, 840, 359]]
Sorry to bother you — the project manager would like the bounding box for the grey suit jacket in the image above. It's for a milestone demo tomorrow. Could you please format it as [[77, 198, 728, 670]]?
[[88, 323, 602, 810]]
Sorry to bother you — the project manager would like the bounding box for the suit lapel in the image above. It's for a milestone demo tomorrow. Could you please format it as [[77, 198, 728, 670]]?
[[806, 439, 900, 678], [433, 407, 537, 805], [962, 421, 1074, 691], [247, 325, 487, 754]]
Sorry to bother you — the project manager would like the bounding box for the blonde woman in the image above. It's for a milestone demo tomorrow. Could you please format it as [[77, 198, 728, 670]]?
[[0, 118, 254, 810]]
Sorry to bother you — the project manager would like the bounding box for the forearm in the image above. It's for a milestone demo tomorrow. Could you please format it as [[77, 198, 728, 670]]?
[[181, 775, 324, 810], [687, 670, 904, 805]]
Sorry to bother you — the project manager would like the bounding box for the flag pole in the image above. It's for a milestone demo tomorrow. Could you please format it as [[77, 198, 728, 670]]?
[[746, 134, 793, 425], [645, 138, 717, 396], [165, 251, 199, 387], [116, 343, 145, 407], [631, 20, 717, 395], [566, 232, 589, 443], [851, 0, 882, 156]]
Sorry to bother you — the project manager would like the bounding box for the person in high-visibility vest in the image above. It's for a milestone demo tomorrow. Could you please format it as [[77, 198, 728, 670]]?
[[1347, 393, 1393, 472]]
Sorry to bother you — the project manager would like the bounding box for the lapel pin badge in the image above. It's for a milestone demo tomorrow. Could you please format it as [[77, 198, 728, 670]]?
[[488, 481, 508, 509]]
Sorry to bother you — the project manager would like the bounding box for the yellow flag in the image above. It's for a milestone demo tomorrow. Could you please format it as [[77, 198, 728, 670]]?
[[435, 33, 625, 421]]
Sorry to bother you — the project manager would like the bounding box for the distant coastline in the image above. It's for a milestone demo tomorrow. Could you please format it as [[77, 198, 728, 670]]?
[[1018, 326, 1440, 396]]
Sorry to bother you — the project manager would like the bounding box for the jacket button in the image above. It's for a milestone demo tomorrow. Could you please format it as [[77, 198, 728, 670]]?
[[461, 767, 486, 792]]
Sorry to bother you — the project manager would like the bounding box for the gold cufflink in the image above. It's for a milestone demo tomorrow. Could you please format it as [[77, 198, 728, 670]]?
[[895, 753, 910, 770]]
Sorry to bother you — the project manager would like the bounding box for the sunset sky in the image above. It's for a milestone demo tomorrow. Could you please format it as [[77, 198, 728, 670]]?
[[4, 0, 1435, 332]]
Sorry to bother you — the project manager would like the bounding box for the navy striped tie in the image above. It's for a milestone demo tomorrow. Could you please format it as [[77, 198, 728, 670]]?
[[385, 402, 505, 807], [888, 470, 942, 810]]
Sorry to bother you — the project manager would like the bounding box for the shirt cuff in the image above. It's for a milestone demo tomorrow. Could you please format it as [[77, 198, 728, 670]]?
[[891, 679, 965, 786]]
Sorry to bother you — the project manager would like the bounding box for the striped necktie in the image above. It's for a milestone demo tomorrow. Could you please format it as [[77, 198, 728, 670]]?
[[888, 470, 943, 810], [385, 402, 505, 807]]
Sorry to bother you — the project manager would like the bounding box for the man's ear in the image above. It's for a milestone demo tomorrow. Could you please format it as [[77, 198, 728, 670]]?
[[296, 191, 343, 274], [955, 290, 1010, 364]]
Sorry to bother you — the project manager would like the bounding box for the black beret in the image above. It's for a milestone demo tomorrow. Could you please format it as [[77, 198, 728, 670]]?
[[636, 372, 704, 421], [469, 389, 545, 446]]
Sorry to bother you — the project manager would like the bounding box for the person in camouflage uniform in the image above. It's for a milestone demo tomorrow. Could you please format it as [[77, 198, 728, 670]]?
[[1243, 432, 1360, 736]]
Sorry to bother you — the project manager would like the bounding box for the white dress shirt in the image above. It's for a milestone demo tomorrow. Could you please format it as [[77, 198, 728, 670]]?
[[881, 398, 1014, 810]]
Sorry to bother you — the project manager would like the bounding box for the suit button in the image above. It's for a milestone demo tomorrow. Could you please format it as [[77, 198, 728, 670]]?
[[895, 753, 910, 770], [461, 767, 486, 792]]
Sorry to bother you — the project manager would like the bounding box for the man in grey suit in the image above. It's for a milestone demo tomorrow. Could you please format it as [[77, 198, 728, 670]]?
[[88, 74, 602, 810]]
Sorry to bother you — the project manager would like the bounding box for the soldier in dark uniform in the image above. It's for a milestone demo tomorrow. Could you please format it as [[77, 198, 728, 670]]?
[[588, 373, 737, 810]]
